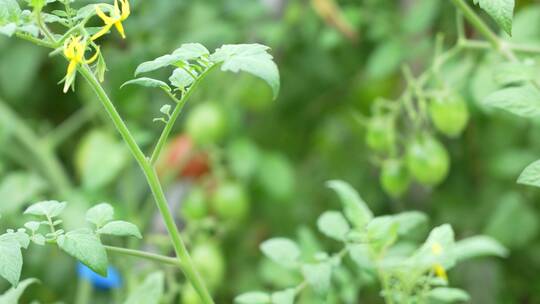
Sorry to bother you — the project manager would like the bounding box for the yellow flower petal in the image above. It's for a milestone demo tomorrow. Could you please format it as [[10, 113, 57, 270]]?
[[434, 264, 448, 281], [67, 60, 78, 76], [91, 24, 113, 41], [113, 0, 121, 17], [120, 0, 130, 20], [114, 21, 126, 39], [85, 47, 101, 65], [96, 5, 114, 24]]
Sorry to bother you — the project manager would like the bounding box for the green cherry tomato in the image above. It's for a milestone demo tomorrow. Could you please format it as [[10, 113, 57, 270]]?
[[191, 241, 225, 290], [406, 135, 450, 186], [380, 158, 411, 198], [212, 181, 250, 221], [366, 115, 395, 153], [181, 187, 208, 220], [428, 94, 469, 137], [181, 284, 202, 304], [186, 102, 227, 145]]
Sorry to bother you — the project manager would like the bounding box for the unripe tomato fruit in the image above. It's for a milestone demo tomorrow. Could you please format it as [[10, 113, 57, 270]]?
[[212, 181, 250, 221], [157, 135, 210, 179], [380, 159, 411, 198], [186, 102, 227, 145], [366, 116, 395, 153], [191, 241, 225, 290], [406, 135, 450, 186], [428, 94, 469, 137], [181, 284, 201, 304], [182, 187, 208, 220]]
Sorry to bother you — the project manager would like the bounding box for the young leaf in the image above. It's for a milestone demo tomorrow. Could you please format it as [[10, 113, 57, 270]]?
[[57, 229, 108, 276], [517, 160, 540, 187], [235, 292, 271, 304], [97, 221, 142, 239], [260, 238, 301, 268], [134, 54, 185, 76], [24, 200, 66, 218], [86, 203, 114, 228], [0, 278, 38, 302], [2, 230, 30, 249], [169, 68, 195, 90], [317, 211, 350, 241], [473, 0, 514, 35], [124, 272, 164, 304], [392, 211, 428, 236], [454, 235, 508, 261], [121, 78, 171, 92], [428, 287, 470, 303], [483, 85, 540, 117], [366, 216, 399, 250], [0, 233, 23, 286], [0, 0, 21, 25], [301, 262, 332, 294], [326, 180, 373, 230], [210, 44, 280, 99], [271, 289, 295, 304], [413, 224, 456, 269], [172, 43, 209, 60], [0, 23, 15, 36]]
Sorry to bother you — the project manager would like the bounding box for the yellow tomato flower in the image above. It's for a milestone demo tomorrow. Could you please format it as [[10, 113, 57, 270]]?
[[431, 242, 443, 256], [92, 0, 130, 40], [63, 36, 100, 92], [433, 264, 448, 281]]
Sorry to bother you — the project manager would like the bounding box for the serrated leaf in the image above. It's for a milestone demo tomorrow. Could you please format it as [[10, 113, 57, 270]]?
[[124, 272, 164, 304], [121, 78, 171, 91], [0, 234, 23, 286], [134, 54, 184, 76], [30, 234, 45, 246], [86, 203, 114, 228], [0, 278, 38, 302], [210, 44, 280, 99], [1, 230, 30, 249], [172, 43, 209, 60], [23, 221, 40, 232], [483, 85, 540, 117], [271, 289, 295, 304], [517, 160, 540, 187], [169, 68, 195, 90], [235, 292, 271, 304], [97, 221, 142, 239], [24, 200, 66, 218], [454, 235, 508, 261], [474, 0, 514, 35], [428, 287, 470, 302], [57, 229, 108, 276], [317, 211, 350, 241], [260, 238, 300, 268], [301, 262, 332, 294], [326, 180, 373, 230]]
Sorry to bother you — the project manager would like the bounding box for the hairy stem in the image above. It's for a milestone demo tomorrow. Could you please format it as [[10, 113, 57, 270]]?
[[104, 245, 181, 267], [78, 65, 214, 304]]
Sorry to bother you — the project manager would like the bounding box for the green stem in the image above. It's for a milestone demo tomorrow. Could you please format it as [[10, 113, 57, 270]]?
[[149, 65, 216, 165], [78, 65, 214, 304], [104, 245, 181, 267]]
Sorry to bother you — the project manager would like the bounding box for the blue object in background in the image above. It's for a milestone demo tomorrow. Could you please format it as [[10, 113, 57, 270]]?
[[77, 262, 122, 290]]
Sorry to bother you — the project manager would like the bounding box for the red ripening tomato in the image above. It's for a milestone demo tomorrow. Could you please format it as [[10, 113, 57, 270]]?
[[157, 135, 210, 179]]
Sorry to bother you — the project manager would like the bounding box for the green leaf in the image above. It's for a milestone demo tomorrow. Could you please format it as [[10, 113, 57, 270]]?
[[260, 238, 301, 268], [0, 23, 15, 36], [0, 278, 38, 302], [97, 221, 142, 239], [517, 159, 540, 187], [473, 0, 514, 35], [169, 68, 195, 90], [57, 229, 108, 276], [428, 287, 470, 303], [301, 262, 332, 294], [317, 211, 350, 241], [121, 78, 171, 91], [393, 211, 428, 236], [75, 130, 127, 190], [23, 221, 40, 232], [86, 203, 114, 228], [483, 85, 540, 117], [494, 62, 538, 86], [235, 292, 271, 304], [1, 230, 30, 249], [0, 233, 23, 286], [326, 180, 373, 230], [348, 244, 373, 270], [0, 172, 46, 215], [271, 289, 295, 304], [24, 200, 66, 218], [412, 224, 456, 269], [135, 54, 185, 76], [124, 272, 164, 304], [172, 43, 209, 60], [454, 236, 508, 261], [366, 216, 399, 250], [210, 44, 280, 99], [0, 0, 21, 25]]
